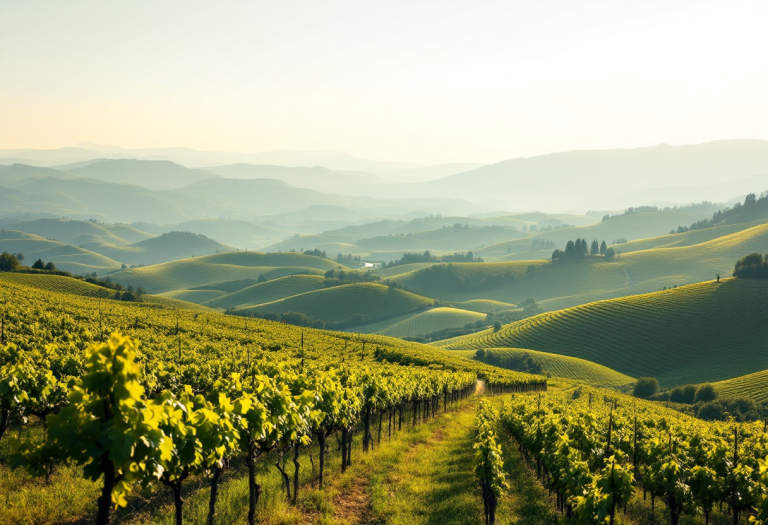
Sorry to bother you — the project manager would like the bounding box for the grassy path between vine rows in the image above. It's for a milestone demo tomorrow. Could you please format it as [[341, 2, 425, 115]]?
[[323, 396, 557, 525]]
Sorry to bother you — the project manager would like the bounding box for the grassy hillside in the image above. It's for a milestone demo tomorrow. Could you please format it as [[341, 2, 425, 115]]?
[[374, 307, 485, 338], [392, 221, 768, 311], [158, 289, 227, 304], [84, 231, 236, 265], [206, 274, 327, 309], [711, 370, 768, 403], [108, 251, 338, 293], [237, 282, 434, 323], [613, 218, 768, 254], [0, 218, 154, 246], [458, 299, 517, 313], [472, 347, 635, 388], [444, 278, 768, 387], [0, 272, 114, 298], [168, 218, 293, 250], [0, 230, 123, 274]]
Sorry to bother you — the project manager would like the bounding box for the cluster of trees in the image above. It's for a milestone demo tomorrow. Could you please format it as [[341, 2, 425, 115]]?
[[323, 269, 380, 285], [603, 201, 721, 222], [303, 248, 327, 258], [0, 252, 59, 272], [385, 250, 482, 268], [677, 192, 768, 232], [474, 349, 544, 376], [336, 253, 362, 264], [0, 251, 23, 271], [551, 239, 614, 262], [632, 377, 766, 422], [401, 263, 518, 292], [733, 252, 768, 279]]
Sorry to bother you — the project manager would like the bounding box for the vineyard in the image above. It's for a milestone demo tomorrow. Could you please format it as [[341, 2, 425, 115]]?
[[474, 348, 635, 388], [495, 387, 768, 525], [0, 275, 544, 524], [446, 278, 768, 387]]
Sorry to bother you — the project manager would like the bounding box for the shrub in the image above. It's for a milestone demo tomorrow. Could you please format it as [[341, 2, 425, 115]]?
[[698, 401, 726, 421], [632, 377, 659, 398], [669, 384, 696, 404], [604, 247, 616, 260], [694, 383, 717, 402], [0, 251, 20, 272]]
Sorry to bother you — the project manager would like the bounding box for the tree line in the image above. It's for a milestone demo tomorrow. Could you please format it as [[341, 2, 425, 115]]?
[[551, 239, 615, 262]]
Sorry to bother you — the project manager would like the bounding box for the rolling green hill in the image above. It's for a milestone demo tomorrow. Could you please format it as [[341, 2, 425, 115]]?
[[236, 282, 434, 323], [158, 289, 227, 304], [0, 230, 123, 274], [444, 278, 768, 387], [83, 231, 236, 265], [168, 218, 293, 250], [0, 218, 154, 246], [205, 275, 328, 309], [108, 251, 338, 293], [0, 272, 114, 298], [457, 299, 518, 313], [373, 307, 485, 338], [476, 210, 718, 262], [710, 370, 768, 403], [471, 347, 635, 388], [391, 221, 768, 311]]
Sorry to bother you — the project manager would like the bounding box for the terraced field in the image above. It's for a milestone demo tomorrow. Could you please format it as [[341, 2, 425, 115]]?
[[711, 369, 768, 403], [444, 278, 768, 387], [375, 307, 485, 338], [472, 347, 635, 388], [205, 274, 327, 309], [108, 251, 336, 293], [237, 282, 434, 323]]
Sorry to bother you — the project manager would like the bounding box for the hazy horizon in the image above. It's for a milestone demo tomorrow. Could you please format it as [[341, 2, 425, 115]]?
[[2, 0, 767, 164]]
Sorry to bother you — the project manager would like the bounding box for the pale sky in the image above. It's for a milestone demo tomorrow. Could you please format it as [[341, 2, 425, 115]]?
[[1, 0, 767, 164]]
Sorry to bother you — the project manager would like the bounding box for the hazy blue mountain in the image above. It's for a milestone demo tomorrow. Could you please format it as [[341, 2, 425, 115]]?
[[360, 140, 768, 210], [0, 164, 75, 187], [69, 159, 218, 189], [205, 163, 386, 191]]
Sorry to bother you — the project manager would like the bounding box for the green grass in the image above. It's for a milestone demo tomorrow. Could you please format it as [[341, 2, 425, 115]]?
[[237, 283, 435, 323], [108, 251, 336, 293], [457, 299, 517, 313], [392, 221, 768, 312], [444, 278, 768, 387], [158, 289, 227, 304], [0, 230, 123, 274], [710, 369, 768, 403], [471, 347, 635, 388], [0, 272, 114, 298], [205, 275, 327, 309], [141, 295, 217, 312], [82, 231, 236, 266], [374, 307, 485, 338]]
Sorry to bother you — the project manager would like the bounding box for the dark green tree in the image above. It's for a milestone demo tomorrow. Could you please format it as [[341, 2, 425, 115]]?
[[590, 240, 599, 256], [0, 252, 20, 272], [32, 259, 45, 270], [632, 377, 659, 398], [600, 240, 607, 255], [604, 247, 616, 260], [694, 384, 717, 402]]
